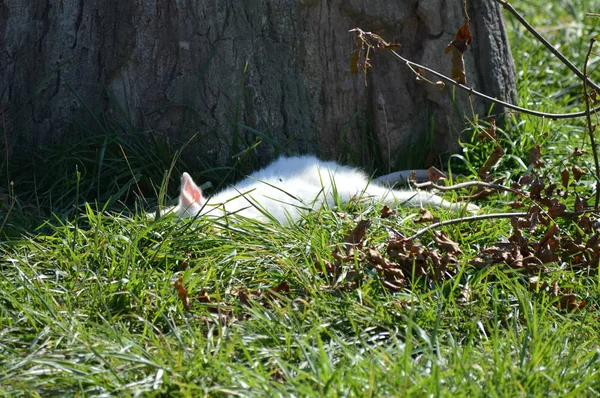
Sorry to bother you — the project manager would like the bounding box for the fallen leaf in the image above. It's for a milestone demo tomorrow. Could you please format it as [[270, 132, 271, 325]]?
[[172, 278, 192, 311], [432, 232, 463, 254], [555, 294, 585, 312], [344, 219, 371, 246], [416, 208, 435, 223], [381, 205, 397, 219]]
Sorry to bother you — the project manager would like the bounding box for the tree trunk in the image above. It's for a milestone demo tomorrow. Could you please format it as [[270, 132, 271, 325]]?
[[1, 0, 516, 171]]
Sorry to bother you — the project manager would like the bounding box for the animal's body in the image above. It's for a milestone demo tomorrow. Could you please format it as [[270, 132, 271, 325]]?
[[167, 156, 478, 223]]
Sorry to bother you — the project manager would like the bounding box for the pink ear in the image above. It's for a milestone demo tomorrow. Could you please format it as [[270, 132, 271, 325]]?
[[179, 172, 204, 209]]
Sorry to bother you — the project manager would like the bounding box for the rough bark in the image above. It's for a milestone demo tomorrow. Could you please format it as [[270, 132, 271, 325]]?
[[1, 0, 516, 171]]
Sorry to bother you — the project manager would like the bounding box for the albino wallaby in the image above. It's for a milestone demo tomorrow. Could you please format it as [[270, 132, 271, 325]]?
[[164, 156, 478, 223]]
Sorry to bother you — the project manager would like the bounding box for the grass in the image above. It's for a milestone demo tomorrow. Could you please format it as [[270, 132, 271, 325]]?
[[2, 0, 600, 395]]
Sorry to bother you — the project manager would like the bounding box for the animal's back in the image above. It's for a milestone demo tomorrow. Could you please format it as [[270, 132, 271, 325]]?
[[171, 155, 478, 223], [209, 156, 368, 221]]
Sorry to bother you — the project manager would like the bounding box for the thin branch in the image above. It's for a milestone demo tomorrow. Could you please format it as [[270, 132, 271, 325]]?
[[409, 212, 527, 240], [582, 38, 600, 208], [494, 0, 600, 92], [413, 180, 526, 196], [386, 48, 600, 120], [351, 27, 600, 119], [409, 208, 600, 240]]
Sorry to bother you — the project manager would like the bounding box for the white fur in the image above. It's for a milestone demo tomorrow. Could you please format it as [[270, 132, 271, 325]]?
[[165, 156, 478, 223]]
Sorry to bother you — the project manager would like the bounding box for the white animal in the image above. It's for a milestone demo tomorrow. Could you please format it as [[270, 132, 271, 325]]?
[[165, 156, 478, 223]]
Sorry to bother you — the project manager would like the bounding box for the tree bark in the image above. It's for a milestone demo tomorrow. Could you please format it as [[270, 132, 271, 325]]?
[[1, 0, 516, 171]]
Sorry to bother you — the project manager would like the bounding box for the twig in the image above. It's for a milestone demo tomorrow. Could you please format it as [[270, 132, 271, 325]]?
[[582, 38, 600, 208], [386, 48, 600, 120], [413, 180, 526, 196], [494, 0, 600, 92], [351, 28, 600, 119], [409, 212, 527, 240], [409, 209, 600, 240]]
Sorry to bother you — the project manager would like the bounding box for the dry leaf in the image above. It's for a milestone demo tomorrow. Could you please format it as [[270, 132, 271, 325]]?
[[555, 294, 585, 312], [530, 178, 545, 198], [172, 278, 192, 311], [444, 19, 472, 84], [560, 168, 570, 189], [572, 166, 586, 181], [574, 194, 588, 212], [478, 145, 505, 178], [432, 232, 463, 254], [529, 145, 545, 169], [416, 208, 436, 223], [427, 166, 447, 182], [345, 219, 371, 246], [381, 205, 397, 219], [477, 118, 497, 141]]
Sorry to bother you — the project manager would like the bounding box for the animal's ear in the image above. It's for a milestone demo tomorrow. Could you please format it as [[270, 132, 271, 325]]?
[[179, 172, 204, 209]]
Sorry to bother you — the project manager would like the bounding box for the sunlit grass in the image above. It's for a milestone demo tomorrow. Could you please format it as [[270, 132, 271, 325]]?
[[2, 0, 600, 395]]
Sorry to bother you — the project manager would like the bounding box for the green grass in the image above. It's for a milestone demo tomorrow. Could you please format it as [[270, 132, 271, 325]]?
[[3, 0, 600, 395]]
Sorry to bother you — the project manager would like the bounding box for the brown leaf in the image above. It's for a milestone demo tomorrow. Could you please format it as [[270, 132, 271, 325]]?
[[537, 243, 558, 264], [544, 183, 557, 198], [468, 257, 491, 269], [238, 290, 252, 307], [574, 194, 588, 212], [345, 219, 371, 246], [510, 199, 525, 209], [416, 208, 435, 223], [555, 294, 585, 312], [444, 45, 467, 84], [529, 145, 545, 169], [477, 118, 497, 141], [427, 166, 447, 182], [272, 281, 290, 294], [172, 278, 192, 311], [381, 205, 397, 219], [432, 232, 463, 254], [453, 19, 473, 46], [560, 168, 570, 189], [578, 215, 592, 232], [519, 175, 532, 185], [444, 19, 472, 84], [528, 276, 548, 291], [530, 178, 545, 199], [572, 147, 586, 157], [198, 290, 211, 304], [561, 238, 585, 255], [478, 145, 505, 178], [547, 198, 567, 218], [572, 166, 586, 181]]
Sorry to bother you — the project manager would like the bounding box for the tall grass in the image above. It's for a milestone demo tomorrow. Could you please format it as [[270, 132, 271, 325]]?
[[2, 0, 600, 395]]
